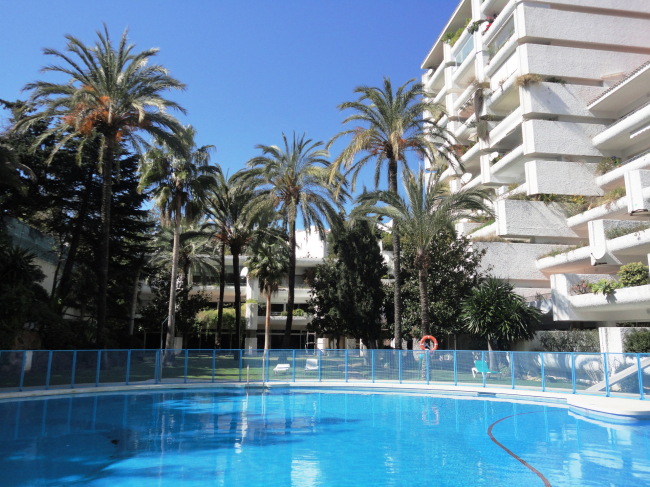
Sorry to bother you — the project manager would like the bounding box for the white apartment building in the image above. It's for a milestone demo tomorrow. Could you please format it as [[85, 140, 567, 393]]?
[[422, 0, 650, 343]]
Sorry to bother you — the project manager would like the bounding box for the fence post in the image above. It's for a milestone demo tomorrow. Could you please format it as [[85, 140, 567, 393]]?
[[95, 350, 102, 387], [571, 353, 576, 394], [426, 350, 430, 385], [345, 350, 349, 383], [19, 351, 27, 392], [482, 351, 486, 388], [541, 352, 545, 392], [637, 354, 644, 400], [239, 351, 243, 382], [510, 352, 515, 389], [372, 350, 375, 383], [292, 350, 296, 382], [154, 350, 160, 384], [399, 351, 402, 384], [184, 349, 189, 384], [603, 353, 610, 397], [212, 349, 216, 383], [45, 350, 53, 390], [126, 350, 131, 386], [453, 350, 457, 386], [71, 351, 77, 389], [318, 349, 322, 382]]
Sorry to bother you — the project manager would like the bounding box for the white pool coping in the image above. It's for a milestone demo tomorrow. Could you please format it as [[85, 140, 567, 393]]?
[[1, 381, 649, 421]]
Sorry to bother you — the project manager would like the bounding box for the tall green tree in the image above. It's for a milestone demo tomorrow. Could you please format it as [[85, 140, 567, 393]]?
[[462, 277, 541, 365], [354, 166, 492, 337], [247, 231, 289, 351], [387, 232, 487, 346], [13, 25, 186, 345], [246, 132, 347, 348], [330, 77, 450, 349], [204, 172, 266, 349], [307, 221, 386, 348], [139, 127, 218, 361]]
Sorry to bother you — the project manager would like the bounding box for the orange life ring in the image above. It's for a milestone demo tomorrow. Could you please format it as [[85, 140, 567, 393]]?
[[419, 335, 438, 351]]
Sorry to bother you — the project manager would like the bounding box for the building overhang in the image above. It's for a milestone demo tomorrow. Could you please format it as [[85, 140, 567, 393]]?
[[588, 60, 650, 112], [420, 0, 472, 70]]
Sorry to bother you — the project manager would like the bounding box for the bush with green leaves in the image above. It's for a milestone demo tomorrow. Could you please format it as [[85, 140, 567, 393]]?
[[590, 279, 623, 296], [538, 330, 599, 353], [624, 329, 650, 353], [281, 308, 306, 317], [618, 262, 649, 287]]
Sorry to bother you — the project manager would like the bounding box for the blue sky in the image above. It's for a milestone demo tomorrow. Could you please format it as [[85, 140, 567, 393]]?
[[1, 0, 457, 203]]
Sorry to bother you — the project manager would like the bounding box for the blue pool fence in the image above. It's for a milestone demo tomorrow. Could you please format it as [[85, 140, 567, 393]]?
[[1, 349, 649, 400]]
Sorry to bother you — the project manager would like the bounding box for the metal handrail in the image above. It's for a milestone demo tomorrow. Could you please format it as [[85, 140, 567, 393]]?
[[2, 348, 647, 401]]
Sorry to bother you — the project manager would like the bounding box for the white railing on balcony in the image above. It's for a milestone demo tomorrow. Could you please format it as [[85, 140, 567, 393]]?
[[454, 35, 474, 67]]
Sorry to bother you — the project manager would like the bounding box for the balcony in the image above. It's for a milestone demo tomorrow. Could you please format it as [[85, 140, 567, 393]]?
[[451, 35, 476, 86], [592, 100, 650, 151], [423, 62, 445, 93], [597, 150, 650, 192], [485, 144, 525, 185], [567, 171, 650, 236], [552, 273, 650, 322], [525, 160, 603, 197], [489, 106, 523, 149], [495, 199, 581, 243], [522, 120, 606, 158]]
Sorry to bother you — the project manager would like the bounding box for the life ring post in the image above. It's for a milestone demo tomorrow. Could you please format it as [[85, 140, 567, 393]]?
[[419, 335, 438, 351]]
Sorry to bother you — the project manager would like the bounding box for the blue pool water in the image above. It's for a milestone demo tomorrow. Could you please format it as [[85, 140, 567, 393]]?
[[1, 389, 650, 486]]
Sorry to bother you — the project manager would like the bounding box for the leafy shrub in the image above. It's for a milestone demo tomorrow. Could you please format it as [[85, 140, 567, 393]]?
[[538, 330, 599, 353], [442, 18, 471, 46], [537, 243, 588, 260], [515, 73, 567, 88], [624, 329, 650, 353], [590, 279, 623, 296], [381, 231, 394, 251], [245, 299, 258, 304], [618, 262, 649, 287], [594, 187, 626, 209], [605, 222, 650, 240], [596, 157, 621, 175], [280, 308, 306, 317]]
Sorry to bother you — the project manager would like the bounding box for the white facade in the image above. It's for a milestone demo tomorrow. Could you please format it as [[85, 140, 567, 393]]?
[[423, 0, 650, 334]]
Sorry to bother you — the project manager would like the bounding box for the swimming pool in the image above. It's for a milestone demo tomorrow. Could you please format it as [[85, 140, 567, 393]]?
[[1, 388, 649, 486]]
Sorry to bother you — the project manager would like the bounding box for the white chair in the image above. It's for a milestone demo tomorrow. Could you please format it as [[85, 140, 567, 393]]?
[[304, 358, 319, 372], [273, 363, 291, 376]]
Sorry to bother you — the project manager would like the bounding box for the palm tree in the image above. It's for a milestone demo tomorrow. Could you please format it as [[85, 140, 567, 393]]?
[[248, 232, 290, 351], [149, 224, 221, 289], [461, 277, 541, 369], [204, 172, 269, 349], [353, 165, 492, 336], [329, 77, 451, 349], [13, 25, 186, 345], [139, 127, 218, 362], [245, 132, 347, 348]]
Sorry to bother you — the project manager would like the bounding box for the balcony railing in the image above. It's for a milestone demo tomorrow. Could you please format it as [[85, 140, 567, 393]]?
[[2, 349, 649, 400], [454, 35, 474, 67]]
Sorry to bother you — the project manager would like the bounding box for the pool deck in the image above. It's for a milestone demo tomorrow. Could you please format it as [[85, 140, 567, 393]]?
[[1, 381, 649, 421]]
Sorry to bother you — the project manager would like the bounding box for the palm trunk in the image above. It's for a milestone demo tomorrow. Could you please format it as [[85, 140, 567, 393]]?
[[388, 159, 402, 349], [215, 240, 225, 348], [128, 264, 142, 349], [487, 339, 495, 370], [418, 267, 430, 336], [57, 166, 94, 303], [96, 139, 115, 347], [164, 204, 182, 364], [282, 217, 296, 349], [264, 292, 271, 351], [233, 249, 242, 349]]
